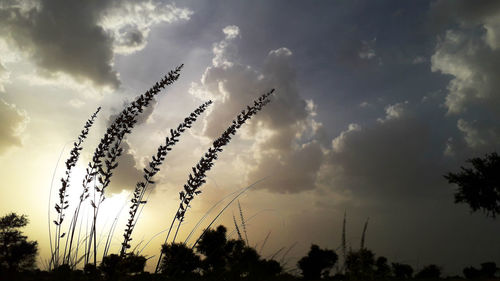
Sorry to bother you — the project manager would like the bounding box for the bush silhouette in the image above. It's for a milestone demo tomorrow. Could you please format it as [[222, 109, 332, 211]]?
[[415, 264, 441, 280], [392, 262, 414, 279], [0, 213, 38, 273], [196, 225, 229, 276], [375, 256, 391, 280], [345, 248, 375, 280], [100, 253, 146, 280], [298, 244, 337, 280], [160, 242, 201, 278], [463, 262, 498, 279], [444, 152, 500, 218], [193, 225, 282, 280]]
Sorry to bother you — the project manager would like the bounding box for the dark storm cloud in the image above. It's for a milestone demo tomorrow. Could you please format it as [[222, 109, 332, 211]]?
[[190, 26, 326, 193], [105, 98, 157, 194], [431, 0, 500, 27], [430, 0, 500, 153], [0, 0, 119, 88], [0, 99, 29, 154], [324, 102, 448, 203], [0, 0, 191, 89], [107, 140, 145, 194]]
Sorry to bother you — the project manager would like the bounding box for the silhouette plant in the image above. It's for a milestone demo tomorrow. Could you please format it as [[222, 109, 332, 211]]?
[[392, 262, 414, 279], [191, 225, 282, 280], [44, 61, 277, 275], [298, 244, 338, 280], [49, 65, 184, 268], [50, 106, 101, 268], [463, 262, 498, 279], [345, 248, 375, 280], [444, 152, 500, 218], [374, 256, 391, 280], [85, 65, 185, 266], [119, 100, 212, 257], [160, 243, 201, 278], [415, 264, 441, 280], [154, 89, 275, 272], [0, 213, 38, 273], [100, 253, 146, 280]]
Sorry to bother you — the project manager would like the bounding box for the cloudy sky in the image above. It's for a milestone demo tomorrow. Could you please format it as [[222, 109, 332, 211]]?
[[1, 0, 500, 275]]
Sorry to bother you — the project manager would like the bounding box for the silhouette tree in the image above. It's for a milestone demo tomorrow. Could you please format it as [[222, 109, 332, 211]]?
[[444, 152, 500, 217], [463, 266, 481, 279], [298, 244, 338, 280], [196, 225, 229, 276], [464, 262, 499, 279], [160, 242, 201, 279], [225, 239, 259, 279], [415, 264, 441, 280], [0, 213, 38, 273], [479, 261, 498, 278], [375, 256, 391, 280], [99, 253, 146, 280], [392, 262, 413, 279], [345, 248, 375, 280], [195, 225, 282, 280]]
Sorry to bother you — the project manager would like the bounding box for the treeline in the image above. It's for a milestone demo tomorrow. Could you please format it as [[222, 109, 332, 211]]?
[[1, 213, 499, 281]]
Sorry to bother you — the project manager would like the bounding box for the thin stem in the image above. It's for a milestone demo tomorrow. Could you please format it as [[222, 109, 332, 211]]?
[[154, 89, 275, 273]]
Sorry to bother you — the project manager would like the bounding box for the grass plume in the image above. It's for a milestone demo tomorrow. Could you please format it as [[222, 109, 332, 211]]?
[[50, 107, 101, 269], [59, 65, 184, 267], [120, 100, 212, 256], [154, 89, 275, 273]]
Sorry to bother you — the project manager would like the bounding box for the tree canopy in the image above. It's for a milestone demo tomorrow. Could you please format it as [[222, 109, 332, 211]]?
[[0, 213, 38, 273], [444, 152, 500, 218]]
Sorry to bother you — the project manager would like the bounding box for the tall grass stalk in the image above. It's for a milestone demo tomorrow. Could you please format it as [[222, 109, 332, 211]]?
[[183, 183, 254, 245], [342, 210, 347, 272], [154, 89, 275, 273], [238, 200, 249, 245], [360, 217, 369, 249], [50, 107, 101, 269], [189, 178, 266, 250], [119, 100, 212, 256], [233, 214, 243, 241], [48, 144, 67, 269], [259, 231, 271, 254], [61, 65, 183, 267]]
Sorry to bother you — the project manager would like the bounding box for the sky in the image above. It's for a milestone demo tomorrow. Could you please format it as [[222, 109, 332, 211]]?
[[1, 0, 500, 275]]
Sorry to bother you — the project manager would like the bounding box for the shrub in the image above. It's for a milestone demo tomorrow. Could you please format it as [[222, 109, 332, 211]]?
[[0, 213, 38, 273]]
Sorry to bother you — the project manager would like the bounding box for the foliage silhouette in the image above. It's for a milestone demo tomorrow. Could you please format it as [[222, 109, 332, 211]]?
[[0, 213, 38, 273], [297, 244, 337, 280], [160, 243, 201, 279], [374, 256, 391, 280], [196, 225, 228, 276], [392, 262, 414, 279], [415, 264, 441, 280], [345, 248, 375, 280], [463, 262, 498, 279], [444, 152, 500, 218], [100, 253, 146, 281], [194, 225, 282, 280]]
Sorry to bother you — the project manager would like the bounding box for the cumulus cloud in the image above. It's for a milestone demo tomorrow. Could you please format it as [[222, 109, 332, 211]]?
[[457, 118, 500, 149], [107, 140, 145, 194], [101, 1, 192, 55], [358, 39, 377, 60], [324, 102, 444, 203], [431, 0, 500, 153], [105, 98, 157, 193], [0, 99, 29, 154], [0, 0, 191, 88], [0, 60, 9, 91], [190, 26, 325, 193]]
